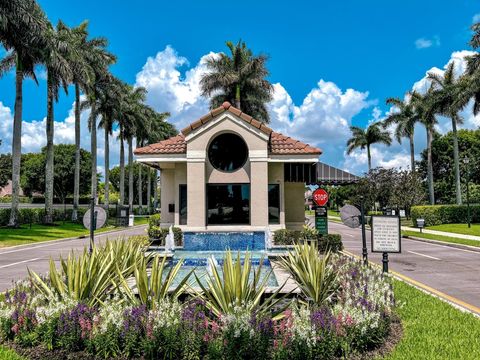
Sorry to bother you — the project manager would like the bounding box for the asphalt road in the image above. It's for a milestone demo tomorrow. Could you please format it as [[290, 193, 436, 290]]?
[[0, 225, 147, 291], [329, 221, 480, 312]]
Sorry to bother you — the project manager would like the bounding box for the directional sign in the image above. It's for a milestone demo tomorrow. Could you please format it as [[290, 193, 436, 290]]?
[[312, 188, 329, 207], [315, 206, 328, 235]]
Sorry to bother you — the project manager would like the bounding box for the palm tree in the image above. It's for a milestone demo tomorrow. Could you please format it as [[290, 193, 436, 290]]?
[[43, 21, 74, 224], [410, 88, 438, 205], [384, 95, 419, 171], [427, 62, 467, 205], [346, 122, 392, 172], [200, 40, 274, 122], [0, 0, 49, 227]]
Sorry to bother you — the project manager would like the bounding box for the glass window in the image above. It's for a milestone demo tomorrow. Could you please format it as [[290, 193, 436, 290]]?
[[179, 184, 187, 225], [268, 184, 280, 224], [208, 133, 248, 172], [207, 184, 250, 225]]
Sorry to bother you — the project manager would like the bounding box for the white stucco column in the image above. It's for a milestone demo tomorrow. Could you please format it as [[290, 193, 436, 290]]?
[[186, 160, 206, 228], [250, 160, 268, 227]]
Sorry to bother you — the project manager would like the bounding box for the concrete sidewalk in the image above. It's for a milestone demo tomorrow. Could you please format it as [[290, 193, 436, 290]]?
[[402, 226, 480, 241]]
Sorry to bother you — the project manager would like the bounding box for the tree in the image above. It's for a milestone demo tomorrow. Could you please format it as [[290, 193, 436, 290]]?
[[0, 0, 49, 226], [21, 144, 92, 203], [200, 40, 274, 122], [410, 88, 438, 204], [427, 62, 468, 205], [384, 95, 419, 171], [109, 163, 155, 205], [0, 153, 12, 188], [43, 21, 74, 224], [346, 122, 392, 172], [390, 170, 425, 218], [418, 129, 480, 204]]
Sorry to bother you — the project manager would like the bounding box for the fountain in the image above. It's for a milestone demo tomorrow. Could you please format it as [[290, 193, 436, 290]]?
[[206, 254, 219, 277], [165, 225, 175, 253], [265, 227, 273, 250]]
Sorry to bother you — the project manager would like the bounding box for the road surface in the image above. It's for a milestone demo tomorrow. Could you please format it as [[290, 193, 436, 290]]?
[[329, 221, 480, 312], [0, 225, 147, 291]]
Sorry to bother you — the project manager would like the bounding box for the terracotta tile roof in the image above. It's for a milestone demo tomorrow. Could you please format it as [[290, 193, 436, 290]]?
[[270, 132, 321, 155], [134, 134, 186, 155], [181, 102, 273, 136], [135, 102, 322, 156]]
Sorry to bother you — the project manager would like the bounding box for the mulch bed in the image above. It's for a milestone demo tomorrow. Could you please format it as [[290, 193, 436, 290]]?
[[5, 316, 403, 360]]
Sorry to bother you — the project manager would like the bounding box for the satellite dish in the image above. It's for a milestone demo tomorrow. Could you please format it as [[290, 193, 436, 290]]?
[[340, 205, 361, 228], [83, 207, 107, 230]]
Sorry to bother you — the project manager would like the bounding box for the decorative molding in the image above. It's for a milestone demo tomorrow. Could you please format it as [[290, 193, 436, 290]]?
[[268, 155, 319, 163]]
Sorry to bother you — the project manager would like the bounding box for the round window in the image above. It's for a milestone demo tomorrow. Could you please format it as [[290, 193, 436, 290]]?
[[208, 133, 248, 172]]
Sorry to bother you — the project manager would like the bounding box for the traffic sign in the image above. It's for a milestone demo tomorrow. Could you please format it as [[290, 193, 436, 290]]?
[[312, 188, 329, 207]]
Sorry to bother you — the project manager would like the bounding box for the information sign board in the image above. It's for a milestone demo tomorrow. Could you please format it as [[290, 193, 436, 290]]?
[[315, 206, 328, 235], [371, 215, 401, 253]]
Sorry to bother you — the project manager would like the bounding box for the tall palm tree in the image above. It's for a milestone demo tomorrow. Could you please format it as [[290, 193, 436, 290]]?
[[427, 62, 467, 205], [410, 88, 438, 205], [346, 122, 392, 172], [0, 0, 49, 227], [384, 95, 419, 171], [200, 40, 274, 122], [43, 21, 74, 224]]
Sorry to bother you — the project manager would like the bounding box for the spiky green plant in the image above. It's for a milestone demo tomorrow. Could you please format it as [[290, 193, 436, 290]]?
[[278, 243, 337, 306], [28, 238, 147, 305], [120, 255, 192, 309], [194, 251, 286, 318]]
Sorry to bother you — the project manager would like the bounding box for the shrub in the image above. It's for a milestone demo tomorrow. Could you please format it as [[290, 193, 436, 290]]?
[[273, 229, 302, 245], [411, 204, 480, 226], [318, 234, 343, 253], [147, 216, 183, 246], [273, 229, 343, 253]]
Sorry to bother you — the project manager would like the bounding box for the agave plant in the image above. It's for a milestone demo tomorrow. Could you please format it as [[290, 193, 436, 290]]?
[[194, 251, 286, 318], [28, 238, 147, 306], [278, 243, 337, 306], [120, 254, 193, 309]]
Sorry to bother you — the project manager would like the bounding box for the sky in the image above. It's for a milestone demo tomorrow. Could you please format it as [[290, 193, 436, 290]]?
[[1, 0, 480, 177]]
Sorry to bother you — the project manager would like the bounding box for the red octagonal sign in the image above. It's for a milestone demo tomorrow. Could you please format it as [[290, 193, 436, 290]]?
[[312, 188, 329, 207]]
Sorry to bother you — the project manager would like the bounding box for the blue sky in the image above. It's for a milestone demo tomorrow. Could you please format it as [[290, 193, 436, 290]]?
[[1, 0, 479, 174]]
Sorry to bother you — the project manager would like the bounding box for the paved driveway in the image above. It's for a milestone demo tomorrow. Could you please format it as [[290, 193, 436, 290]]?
[[0, 225, 147, 291], [329, 221, 480, 313]]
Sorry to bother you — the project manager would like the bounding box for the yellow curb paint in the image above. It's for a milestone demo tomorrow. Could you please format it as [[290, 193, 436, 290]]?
[[341, 250, 480, 315]]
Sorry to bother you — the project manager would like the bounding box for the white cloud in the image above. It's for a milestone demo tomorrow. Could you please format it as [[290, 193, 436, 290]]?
[[415, 36, 440, 49]]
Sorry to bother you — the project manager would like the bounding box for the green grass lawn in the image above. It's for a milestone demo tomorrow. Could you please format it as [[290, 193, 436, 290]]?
[[402, 230, 480, 248], [427, 223, 480, 236], [385, 279, 480, 359], [0, 217, 149, 248]]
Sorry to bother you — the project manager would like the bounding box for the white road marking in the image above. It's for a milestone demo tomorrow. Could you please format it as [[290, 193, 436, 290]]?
[[0, 258, 41, 269], [407, 251, 441, 260]]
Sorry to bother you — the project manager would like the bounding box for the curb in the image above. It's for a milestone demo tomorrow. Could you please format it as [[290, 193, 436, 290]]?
[[0, 224, 147, 253], [403, 235, 480, 253]]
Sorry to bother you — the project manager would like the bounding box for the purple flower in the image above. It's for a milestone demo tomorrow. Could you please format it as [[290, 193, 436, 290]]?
[[122, 305, 147, 338], [311, 307, 336, 332]]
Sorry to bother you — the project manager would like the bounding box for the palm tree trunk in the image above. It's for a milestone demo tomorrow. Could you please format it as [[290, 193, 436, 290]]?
[[147, 167, 151, 214], [44, 71, 54, 224], [8, 62, 23, 227], [138, 145, 143, 212], [427, 126, 435, 205], [90, 103, 97, 202], [119, 133, 125, 205], [128, 137, 134, 214], [367, 145, 372, 172], [235, 84, 241, 109], [104, 125, 110, 208], [72, 83, 81, 221], [451, 117, 462, 205], [409, 133, 415, 172], [153, 169, 158, 211]]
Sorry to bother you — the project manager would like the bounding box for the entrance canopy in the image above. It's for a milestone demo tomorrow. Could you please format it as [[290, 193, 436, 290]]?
[[284, 162, 360, 185]]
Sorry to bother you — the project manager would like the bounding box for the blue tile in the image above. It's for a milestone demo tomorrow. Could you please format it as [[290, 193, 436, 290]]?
[[183, 232, 266, 251]]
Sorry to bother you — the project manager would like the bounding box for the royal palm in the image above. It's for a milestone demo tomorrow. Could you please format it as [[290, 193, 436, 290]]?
[[346, 122, 392, 172]]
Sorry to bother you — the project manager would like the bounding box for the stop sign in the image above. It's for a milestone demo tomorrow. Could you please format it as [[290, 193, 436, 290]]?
[[312, 188, 329, 207]]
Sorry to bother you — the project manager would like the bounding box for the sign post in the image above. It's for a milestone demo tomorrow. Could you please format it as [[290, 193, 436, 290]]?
[[312, 189, 329, 236], [371, 215, 401, 273]]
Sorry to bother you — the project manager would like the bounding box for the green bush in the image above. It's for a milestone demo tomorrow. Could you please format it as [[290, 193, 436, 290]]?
[[0, 207, 88, 226], [273, 229, 343, 253], [147, 215, 183, 246], [411, 205, 480, 226]]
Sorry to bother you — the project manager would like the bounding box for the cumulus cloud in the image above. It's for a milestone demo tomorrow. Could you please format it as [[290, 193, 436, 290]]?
[[415, 36, 440, 49]]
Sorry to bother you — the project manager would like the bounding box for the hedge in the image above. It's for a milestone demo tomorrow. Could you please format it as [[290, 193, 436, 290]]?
[[273, 228, 343, 253], [410, 205, 480, 226], [147, 214, 183, 246], [0, 208, 88, 227]]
